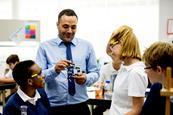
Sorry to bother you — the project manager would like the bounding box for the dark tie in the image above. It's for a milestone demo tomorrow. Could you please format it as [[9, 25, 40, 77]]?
[[64, 42, 76, 96]]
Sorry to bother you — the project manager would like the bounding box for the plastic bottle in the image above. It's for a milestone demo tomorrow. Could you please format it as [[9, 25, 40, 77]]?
[[104, 80, 111, 91], [104, 80, 112, 99], [20, 105, 27, 115]]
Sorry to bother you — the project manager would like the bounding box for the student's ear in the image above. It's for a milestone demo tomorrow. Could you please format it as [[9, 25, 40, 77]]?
[[156, 66, 164, 73], [28, 79, 33, 85]]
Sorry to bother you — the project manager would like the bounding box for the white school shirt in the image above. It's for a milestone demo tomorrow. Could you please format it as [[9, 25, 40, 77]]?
[[109, 62, 148, 115], [98, 62, 117, 83], [17, 88, 41, 105], [4, 70, 13, 78], [98, 62, 122, 91]]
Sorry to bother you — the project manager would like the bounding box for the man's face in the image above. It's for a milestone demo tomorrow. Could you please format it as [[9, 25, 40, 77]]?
[[57, 15, 77, 42]]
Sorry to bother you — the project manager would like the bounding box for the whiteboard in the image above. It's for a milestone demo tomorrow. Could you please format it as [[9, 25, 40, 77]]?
[[0, 19, 40, 42]]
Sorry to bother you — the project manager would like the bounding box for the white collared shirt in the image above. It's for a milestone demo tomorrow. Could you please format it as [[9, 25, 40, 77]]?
[[97, 62, 122, 91], [17, 87, 41, 105], [4, 70, 13, 78], [110, 62, 148, 115]]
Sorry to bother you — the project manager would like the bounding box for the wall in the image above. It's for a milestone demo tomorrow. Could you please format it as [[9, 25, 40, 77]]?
[[159, 0, 173, 43], [0, 0, 159, 65], [13, 0, 159, 62]]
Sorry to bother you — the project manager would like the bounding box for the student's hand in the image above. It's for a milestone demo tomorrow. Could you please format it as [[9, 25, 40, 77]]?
[[54, 60, 72, 73], [73, 73, 86, 85]]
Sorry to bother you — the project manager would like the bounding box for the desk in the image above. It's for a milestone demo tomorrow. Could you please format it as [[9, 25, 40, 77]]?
[[87, 87, 150, 115], [87, 91, 111, 115], [0, 83, 16, 106]]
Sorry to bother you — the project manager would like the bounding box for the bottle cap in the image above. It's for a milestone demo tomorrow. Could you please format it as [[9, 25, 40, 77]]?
[[106, 80, 110, 83]]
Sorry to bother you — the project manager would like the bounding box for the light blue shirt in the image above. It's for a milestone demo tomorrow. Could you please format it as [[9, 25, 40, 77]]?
[[36, 37, 99, 106]]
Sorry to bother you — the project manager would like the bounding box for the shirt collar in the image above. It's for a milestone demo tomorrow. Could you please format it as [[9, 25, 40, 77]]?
[[55, 36, 77, 46], [17, 87, 41, 105], [122, 61, 145, 71]]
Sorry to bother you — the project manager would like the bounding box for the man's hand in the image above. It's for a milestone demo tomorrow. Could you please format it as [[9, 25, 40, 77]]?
[[54, 60, 73, 73], [73, 73, 86, 85]]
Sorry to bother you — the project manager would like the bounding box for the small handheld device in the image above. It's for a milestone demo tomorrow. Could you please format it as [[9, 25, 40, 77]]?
[[67, 64, 81, 76]]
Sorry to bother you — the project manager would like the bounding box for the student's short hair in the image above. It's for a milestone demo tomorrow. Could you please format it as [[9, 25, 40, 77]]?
[[143, 42, 173, 73], [6, 54, 19, 64], [12, 60, 35, 86], [58, 9, 78, 23], [107, 25, 141, 60]]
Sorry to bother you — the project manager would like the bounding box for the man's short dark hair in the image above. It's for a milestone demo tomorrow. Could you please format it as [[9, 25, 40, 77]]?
[[58, 9, 78, 23], [6, 54, 19, 64], [12, 60, 35, 87]]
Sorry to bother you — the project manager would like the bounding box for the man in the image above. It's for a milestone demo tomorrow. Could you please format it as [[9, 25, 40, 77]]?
[[3, 60, 50, 115], [36, 9, 99, 115]]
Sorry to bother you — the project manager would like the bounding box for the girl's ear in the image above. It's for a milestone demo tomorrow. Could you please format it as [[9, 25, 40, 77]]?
[[28, 79, 33, 85], [56, 21, 59, 27]]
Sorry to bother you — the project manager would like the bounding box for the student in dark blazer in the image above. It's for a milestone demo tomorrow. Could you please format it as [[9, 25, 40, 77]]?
[[3, 60, 50, 115], [141, 42, 173, 115]]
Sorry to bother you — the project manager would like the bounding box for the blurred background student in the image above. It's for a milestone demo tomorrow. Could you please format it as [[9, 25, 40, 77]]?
[[0, 54, 19, 84], [0, 54, 19, 102]]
